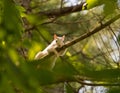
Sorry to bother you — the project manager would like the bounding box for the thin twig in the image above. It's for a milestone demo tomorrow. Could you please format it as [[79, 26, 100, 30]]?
[[77, 80, 120, 86], [92, 35, 113, 67]]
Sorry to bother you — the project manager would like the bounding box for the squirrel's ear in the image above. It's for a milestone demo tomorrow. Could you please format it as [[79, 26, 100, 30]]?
[[62, 35, 65, 40], [54, 34, 57, 39]]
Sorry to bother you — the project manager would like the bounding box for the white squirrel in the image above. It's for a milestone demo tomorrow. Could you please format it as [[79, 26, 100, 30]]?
[[35, 34, 67, 60]]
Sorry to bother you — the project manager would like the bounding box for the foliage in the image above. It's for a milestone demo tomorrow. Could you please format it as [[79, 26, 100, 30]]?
[[85, 0, 117, 15], [0, 0, 120, 93]]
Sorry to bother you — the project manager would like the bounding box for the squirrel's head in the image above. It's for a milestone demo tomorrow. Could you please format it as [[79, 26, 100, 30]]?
[[54, 34, 65, 47]]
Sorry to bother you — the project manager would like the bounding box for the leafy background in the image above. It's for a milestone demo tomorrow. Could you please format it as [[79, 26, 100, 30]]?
[[0, 0, 120, 93]]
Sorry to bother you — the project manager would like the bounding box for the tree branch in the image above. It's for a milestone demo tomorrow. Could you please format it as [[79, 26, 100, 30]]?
[[57, 14, 120, 52], [38, 2, 85, 18]]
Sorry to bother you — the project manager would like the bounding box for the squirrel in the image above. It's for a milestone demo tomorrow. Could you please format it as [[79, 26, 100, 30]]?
[[35, 34, 67, 60]]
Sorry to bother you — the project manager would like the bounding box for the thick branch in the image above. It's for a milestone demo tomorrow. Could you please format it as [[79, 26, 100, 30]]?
[[38, 2, 85, 18], [57, 14, 120, 52]]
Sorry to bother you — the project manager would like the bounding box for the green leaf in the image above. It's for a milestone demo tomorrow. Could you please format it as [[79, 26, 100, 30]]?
[[85, 0, 117, 15], [2, 0, 22, 42], [86, 0, 102, 9], [64, 83, 74, 93], [3, 0, 22, 31], [107, 87, 120, 93], [0, 74, 15, 93], [25, 55, 78, 85], [103, 0, 117, 15], [80, 68, 120, 81], [53, 58, 78, 77]]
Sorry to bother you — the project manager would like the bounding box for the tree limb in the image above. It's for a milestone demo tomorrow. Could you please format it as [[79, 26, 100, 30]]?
[[57, 14, 120, 52], [38, 2, 85, 18]]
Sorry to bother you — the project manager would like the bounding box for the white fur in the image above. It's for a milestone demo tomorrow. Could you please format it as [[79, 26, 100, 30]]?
[[35, 35, 65, 60]]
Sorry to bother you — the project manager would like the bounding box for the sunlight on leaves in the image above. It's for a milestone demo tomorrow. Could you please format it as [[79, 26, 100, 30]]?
[[28, 42, 42, 60], [8, 49, 19, 66], [66, 51, 72, 57]]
